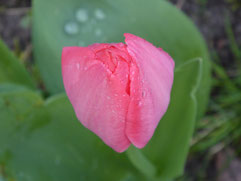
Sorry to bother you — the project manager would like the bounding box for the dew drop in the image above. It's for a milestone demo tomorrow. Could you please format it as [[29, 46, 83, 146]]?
[[138, 101, 142, 106], [76, 8, 88, 23], [78, 41, 85, 46], [94, 9, 105, 20], [95, 28, 102, 36], [130, 17, 137, 22], [107, 96, 111, 100], [55, 156, 61, 165], [64, 21, 79, 35], [142, 91, 146, 98], [18, 172, 25, 177], [76, 63, 80, 70]]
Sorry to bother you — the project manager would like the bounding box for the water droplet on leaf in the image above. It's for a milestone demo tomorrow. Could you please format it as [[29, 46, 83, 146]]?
[[76, 8, 88, 23], [64, 21, 79, 35], [95, 28, 102, 36], [138, 101, 142, 106], [78, 41, 85, 46], [94, 9, 105, 20]]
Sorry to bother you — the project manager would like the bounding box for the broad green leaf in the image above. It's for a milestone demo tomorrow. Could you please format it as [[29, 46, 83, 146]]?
[[0, 87, 141, 181], [0, 83, 28, 93], [0, 38, 35, 89], [141, 58, 202, 179], [33, 0, 211, 118]]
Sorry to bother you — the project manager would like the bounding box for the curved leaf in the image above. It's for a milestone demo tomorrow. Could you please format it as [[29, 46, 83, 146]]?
[[33, 0, 211, 118], [0, 87, 141, 181], [141, 58, 202, 179], [0, 39, 35, 89]]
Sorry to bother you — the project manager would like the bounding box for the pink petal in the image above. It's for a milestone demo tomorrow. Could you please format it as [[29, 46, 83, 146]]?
[[62, 45, 131, 152], [124, 33, 175, 148]]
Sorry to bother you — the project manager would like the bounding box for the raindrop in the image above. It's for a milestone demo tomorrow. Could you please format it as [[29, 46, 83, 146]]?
[[64, 21, 79, 35], [95, 28, 102, 36], [78, 41, 85, 46], [76, 8, 88, 23], [55, 156, 61, 165], [18, 172, 25, 177], [142, 91, 146, 98], [138, 101, 142, 106], [107, 96, 111, 100], [130, 17, 137, 22], [94, 9, 105, 20], [76, 63, 80, 70]]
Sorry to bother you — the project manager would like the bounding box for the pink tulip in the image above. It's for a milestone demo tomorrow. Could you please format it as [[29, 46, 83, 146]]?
[[62, 33, 174, 152]]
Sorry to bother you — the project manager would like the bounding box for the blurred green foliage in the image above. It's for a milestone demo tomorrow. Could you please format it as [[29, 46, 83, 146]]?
[[33, 0, 211, 119], [0, 39, 35, 89], [0, 59, 202, 180], [177, 14, 241, 181]]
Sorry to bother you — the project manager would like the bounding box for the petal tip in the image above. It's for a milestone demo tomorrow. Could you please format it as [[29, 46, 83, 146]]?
[[113, 144, 131, 153], [124, 33, 142, 42]]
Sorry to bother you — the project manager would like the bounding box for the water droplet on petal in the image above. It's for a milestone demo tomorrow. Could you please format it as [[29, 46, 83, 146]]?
[[64, 21, 79, 35], [76, 63, 80, 70], [94, 9, 105, 20], [76, 8, 88, 23], [138, 101, 142, 106], [142, 91, 146, 98]]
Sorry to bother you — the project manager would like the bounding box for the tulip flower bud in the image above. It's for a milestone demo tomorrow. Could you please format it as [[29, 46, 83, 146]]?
[[62, 33, 174, 152]]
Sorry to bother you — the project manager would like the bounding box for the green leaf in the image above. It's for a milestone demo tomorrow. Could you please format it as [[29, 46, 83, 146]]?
[[0, 58, 202, 180], [0, 38, 35, 89], [126, 146, 157, 179], [0, 87, 141, 181], [141, 58, 202, 179], [33, 0, 211, 118]]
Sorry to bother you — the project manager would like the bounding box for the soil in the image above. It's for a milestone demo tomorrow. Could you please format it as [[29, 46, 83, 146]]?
[[171, 0, 241, 70], [0, 0, 31, 50]]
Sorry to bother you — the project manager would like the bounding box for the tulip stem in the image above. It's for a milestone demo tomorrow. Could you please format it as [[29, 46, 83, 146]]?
[[126, 146, 157, 179]]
